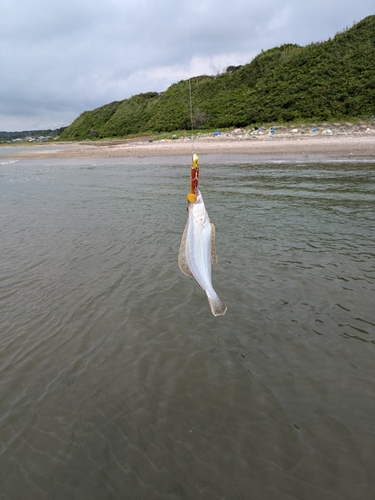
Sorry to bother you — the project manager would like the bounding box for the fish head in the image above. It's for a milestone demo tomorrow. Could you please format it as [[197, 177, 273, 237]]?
[[189, 190, 209, 227]]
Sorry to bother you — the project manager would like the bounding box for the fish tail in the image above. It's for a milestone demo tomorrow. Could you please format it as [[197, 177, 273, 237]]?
[[207, 292, 227, 316]]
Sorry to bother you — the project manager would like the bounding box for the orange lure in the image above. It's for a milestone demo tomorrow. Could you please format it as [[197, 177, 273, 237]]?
[[186, 153, 199, 203]]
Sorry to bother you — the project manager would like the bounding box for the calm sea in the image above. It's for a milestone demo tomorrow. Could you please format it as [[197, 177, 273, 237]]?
[[1, 158, 374, 499]]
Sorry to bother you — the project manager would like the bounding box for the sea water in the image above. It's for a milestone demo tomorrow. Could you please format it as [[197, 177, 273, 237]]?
[[1, 158, 374, 499]]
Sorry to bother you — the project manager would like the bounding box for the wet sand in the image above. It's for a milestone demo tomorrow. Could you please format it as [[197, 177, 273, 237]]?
[[1, 132, 375, 162]]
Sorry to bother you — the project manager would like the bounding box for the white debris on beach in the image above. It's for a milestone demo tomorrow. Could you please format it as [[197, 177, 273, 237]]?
[[162, 121, 375, 144]]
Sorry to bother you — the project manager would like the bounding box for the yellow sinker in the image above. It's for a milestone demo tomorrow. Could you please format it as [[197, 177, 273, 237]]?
[[187, 193, 197, 203]]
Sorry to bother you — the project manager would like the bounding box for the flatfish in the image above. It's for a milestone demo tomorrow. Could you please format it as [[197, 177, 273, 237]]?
[[179, 190, 227, 316]]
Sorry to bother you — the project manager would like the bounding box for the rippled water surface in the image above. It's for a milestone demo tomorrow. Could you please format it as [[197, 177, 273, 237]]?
[[1, 159, 375, 499]]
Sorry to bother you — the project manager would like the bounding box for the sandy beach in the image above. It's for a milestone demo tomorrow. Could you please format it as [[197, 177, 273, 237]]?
[[1, 128, 375, 162]]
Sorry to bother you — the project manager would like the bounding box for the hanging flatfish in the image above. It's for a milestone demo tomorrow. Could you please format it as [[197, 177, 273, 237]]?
[[179, 189, 227, 316]]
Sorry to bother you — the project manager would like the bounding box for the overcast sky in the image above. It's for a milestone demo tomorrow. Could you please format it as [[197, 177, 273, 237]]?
[[0, 0, 373, 131]]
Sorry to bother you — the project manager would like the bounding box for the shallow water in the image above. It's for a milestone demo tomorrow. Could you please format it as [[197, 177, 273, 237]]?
[[1, 159, 374, 499], [0, 144, 89, 156]]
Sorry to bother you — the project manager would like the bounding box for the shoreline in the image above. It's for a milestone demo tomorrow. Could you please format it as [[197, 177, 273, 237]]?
[[1, 133, 374, 163]]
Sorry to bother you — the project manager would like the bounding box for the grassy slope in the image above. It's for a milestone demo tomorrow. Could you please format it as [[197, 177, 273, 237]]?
[[61, 15, 375, 140]]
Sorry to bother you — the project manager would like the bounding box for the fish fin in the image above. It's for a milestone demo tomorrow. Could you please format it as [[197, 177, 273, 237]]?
[[210, 223, 218, 270], [178, 219, 196, 281], [207, 292, 227, 316]]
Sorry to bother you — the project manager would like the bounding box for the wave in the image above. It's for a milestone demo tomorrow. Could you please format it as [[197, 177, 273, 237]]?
[[0, 159, 18, 165]]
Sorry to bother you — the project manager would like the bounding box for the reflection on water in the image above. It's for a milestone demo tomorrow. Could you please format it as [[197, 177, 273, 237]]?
[[1, 160, 375, 499]]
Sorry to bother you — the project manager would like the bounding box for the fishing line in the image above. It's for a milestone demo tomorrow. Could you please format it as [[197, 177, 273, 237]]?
[[184, 0, 195, 153]]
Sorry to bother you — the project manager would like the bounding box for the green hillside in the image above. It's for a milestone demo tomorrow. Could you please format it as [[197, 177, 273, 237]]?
[[61, 15, 375, 140]]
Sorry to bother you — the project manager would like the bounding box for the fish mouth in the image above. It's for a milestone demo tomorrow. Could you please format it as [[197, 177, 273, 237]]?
[[191, 189, 201, 201]]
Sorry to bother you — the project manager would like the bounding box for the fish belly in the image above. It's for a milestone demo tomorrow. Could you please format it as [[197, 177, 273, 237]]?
[[179, 206, 227, 316]]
